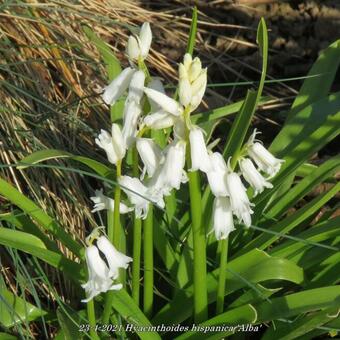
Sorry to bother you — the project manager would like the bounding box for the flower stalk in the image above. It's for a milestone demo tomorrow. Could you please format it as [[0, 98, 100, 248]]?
[[87, 299, 100, 340], [132, 146, 142, 305], [216, 238, 228, 314]]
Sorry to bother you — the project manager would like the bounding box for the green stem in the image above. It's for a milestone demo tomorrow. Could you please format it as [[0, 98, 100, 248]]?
[[132, 147, 142, 305], [87, 299, 99, 340], [101, 161, 122, 324], [143, 205, 154, 318], [188, 170, 208, 323], [216, 238, 228, 314]]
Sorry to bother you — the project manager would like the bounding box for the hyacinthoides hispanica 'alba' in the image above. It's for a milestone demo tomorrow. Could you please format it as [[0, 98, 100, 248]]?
[[88, 20, 284, 327]]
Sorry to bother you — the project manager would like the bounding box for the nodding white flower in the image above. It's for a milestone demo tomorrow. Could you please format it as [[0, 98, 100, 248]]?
[[102, 67, 135, 106], [148, 140, 187, 197], [122, 100, 142, 147], [246, 130, 284, 178], [144, 87, 183, 116], [96, 236, 132, 278], [81, 245, 122, 303], [136, 138, 164, 179], [178, 53, 207, 110], [226, 172, 253, 227], [161, 140, 187, 191], [95, 124, 126, 164], [248, 142, 284, 178], [127, 22, 152, 62], [119, 175, 164, 219], [90, 189, 133, 213], [189, 127, 212, 173], [143, 110, 177, 129], [207, 152, 229, 197], [239, 158, 273, 196], [127, 70, 145, 104], [212, 197, 235, 240]]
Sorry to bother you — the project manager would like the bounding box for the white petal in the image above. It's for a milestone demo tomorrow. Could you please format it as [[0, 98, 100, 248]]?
[[189, 57, 202, 82], [102, 67, 135, 105], [207, 152, 229, 197], [90, 189, 133, 213], [136, 138, 164, 178], [126, 35, 140, 62], [97, 236, 132, 278], [143, 110, 177, 129], [127, 70, 145, 104], [95, 129, 118, 164], [139, 22, 152, 59], [147, 78, 166, 111], [190, 69, 207, 110], [239, 158, 273, 196], [122, 100, 142, 147], [179, 77, 192, 107], [213, 197, 235, 240], [226, 172, 253, 227], [111, 123, 126, 160], [189, 127, 212, 173], [144, 87, 182, 116]]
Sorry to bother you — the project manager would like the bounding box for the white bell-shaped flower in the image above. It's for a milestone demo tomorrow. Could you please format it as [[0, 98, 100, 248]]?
[[248, 142, 284, 179], [102, 67, 135, 106], [126, 22, 152, 62], [161, 140, 187, 191], [207, 152, 229, 197], [96, 236, 132, 279], [122, 100, 142, 147], [239, 158, 273, 196], [119, 175, 149, 219], [226, 172, 253, 227], [95, 124, 126, 164], [189, 127, 212, 173], [81, 245, 122, 303], [90, 189, 133, 213], [119, 175, 164, 219], [212, 197, 235, 240], [144, 87, 183, 116], [136, 138, 164, 179], [143, 110, 177, 129], [127, 70, 145, 104]]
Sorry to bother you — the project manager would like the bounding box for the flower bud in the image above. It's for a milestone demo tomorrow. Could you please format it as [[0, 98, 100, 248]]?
[[139, 22, 152, 59], [126, 35, 140, 62]]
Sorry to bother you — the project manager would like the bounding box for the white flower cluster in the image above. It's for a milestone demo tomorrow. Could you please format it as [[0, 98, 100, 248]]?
[[85, 21, 284, 302], [82, 234, 132, 302]]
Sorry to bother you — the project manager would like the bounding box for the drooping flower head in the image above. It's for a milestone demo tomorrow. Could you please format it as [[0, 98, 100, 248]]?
[[212, 197, 235, 240], [95, 124, 126, 164], [246, 130, 284, 179]]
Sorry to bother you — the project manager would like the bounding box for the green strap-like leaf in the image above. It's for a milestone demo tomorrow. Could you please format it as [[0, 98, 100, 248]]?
[[17, 149, 113, 178], [0, 287, 47, 328], [0, 178, 82, 257], [0, 228, 83, 282]]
